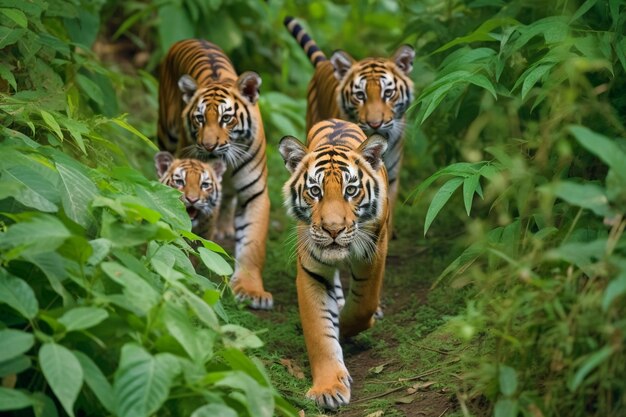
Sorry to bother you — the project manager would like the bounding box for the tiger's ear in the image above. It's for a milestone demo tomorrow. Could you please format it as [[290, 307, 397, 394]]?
[[279, 135, 307, 173], [330, 50, 355, 80], [392, 45, 415, 75], [209, 159, 226, 182], [237, 71, 262, 104], [155, 151, 175, 178], [178, 75, 197, 103], [358, 134, 388, 171]]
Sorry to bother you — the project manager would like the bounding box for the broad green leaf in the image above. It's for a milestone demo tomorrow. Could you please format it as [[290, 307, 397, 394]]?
[[0, 269, 38, 319], [198, 247, 233, 276], [22, 252, 73, 305], [58, 307, 108, 331], [0, 8, 27, 27], [0, 355, 31, 377], [0, 62, 17, 90], [498, 365, 518, 396], [433, 17, 519, 53], [569, 126, 626, 181], [602, 271, 626, 311], [0, 329, 34, 362], [55, 160, 97, 228], [221, 324, 264, 350], [76, 73, 104, 106], [1, 165, 59, 212], [467, 73, 497, 98], [462, 175, 480, 216], [424, 177, 464, 235], [0, 387, 32, 411], [39, 343, 83, 417], [113, 344, 180, 417], [552, 181, 611, 217], [518, 64, 553, 101], [73, 351, 114, 413], [101, 262, 159, 314], [0, 27, 25, 48], [88, 238, 112, 266], [163, 303, 207, 360], [221, 348, 270, 387], [215, 372, 274, 417], [30, 392, 58, 417], [568, 346, 614, 391], [184, 288, 219, 330], [0, 214, 70, 259], [570, 0, 599, 22], [191, 404, 237, 417], [111, 117, 158, 151], [40, 110, 63, 140], [494, 398, 518, 417]]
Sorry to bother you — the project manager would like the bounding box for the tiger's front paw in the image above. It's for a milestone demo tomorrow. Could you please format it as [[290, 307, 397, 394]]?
[[230, 277, 273, 310], [306, 368, 352, 410], [214, 223, 235, 240]]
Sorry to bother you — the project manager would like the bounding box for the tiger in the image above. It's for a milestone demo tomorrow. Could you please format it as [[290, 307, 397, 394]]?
[[284, 16, 414, 235], [154, 151, 224, 241], [278, 119, 389, 409], [157, 39, 272, 309]]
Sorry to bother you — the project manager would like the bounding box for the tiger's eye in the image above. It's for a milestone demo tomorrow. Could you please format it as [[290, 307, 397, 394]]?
[[355, 91, 366, 101], [309, 186, 322, 197], [345, 185, 358, 196], [201, 181, 211, 190], [194, 114, 204, 124], [221, 114, 232, 124], [174, 178, 185, 187], [383, 89, 394, 99]]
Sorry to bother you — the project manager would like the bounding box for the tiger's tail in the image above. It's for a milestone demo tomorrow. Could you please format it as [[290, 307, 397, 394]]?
[[284, 16, 327, 68]]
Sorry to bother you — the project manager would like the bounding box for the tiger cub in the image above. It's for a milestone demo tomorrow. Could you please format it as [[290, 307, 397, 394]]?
[[284, 17, 414, 234], [279, 119, 389, 409], [155, 152, 224, 241], [157, 39, 272, 309]]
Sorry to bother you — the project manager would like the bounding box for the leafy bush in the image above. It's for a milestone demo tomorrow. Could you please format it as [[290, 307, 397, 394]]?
[[0, 1, 296, 416], [410, 1, 626, 415]]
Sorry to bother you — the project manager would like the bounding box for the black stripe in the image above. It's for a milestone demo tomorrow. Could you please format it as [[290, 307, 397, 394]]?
[[302, 264, 333, 292], [351, 272, 368, 282], [232, 142, 261, 176], [239, 186, 266, 210]]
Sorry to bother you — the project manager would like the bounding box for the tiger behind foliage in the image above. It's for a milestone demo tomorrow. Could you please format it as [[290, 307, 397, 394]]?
[[155, 152, 225, 240], [284, 16, 414, 233], [279, 119, 389, 409], [157, 39, 272, 309]]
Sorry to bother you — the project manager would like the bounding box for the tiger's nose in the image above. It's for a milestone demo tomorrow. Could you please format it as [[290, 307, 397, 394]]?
[[367, 120, 382, 129], [187, 196, 199, 204], [322, 225, 346, 239], [203, 143, 217, 152]]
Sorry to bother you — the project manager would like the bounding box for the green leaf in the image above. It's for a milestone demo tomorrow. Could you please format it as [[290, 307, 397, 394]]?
[[101, 262, 159, 314], [55, 159, 97, 228], [494, 398, 518, 417], [603, 271, 626, 311], [88, 238, 112, 266], [462, 175, 480, 216], [221, 324, 264, 350], [0, 27, 25, 48], [552, 181, 611, 217], [0, 387, 32, 411], [519, 64, 553, 101], [0, 355, 31, 377], [498, 365, 518, 396], [163, 303, 208, 361], [0, 63, 16, 90], [73, 351, 114, 413], [433, 17, 519, 53], [198, 247, 233, 276], [568, 346, 614, 391], [0, 269, 38, 319], [191, 404, 237, 417], [76, 73, 104, 106], [221, 348, 270, 387], [569, 126, 626, 181], [30, 392, 58, 417], [424, 177, 464, 235], [215, 372, 274, 417], [39, 343, 83, 417], [0, 214, 70, 259], [113, 344, 180, 417], [570, 0, 599, 22], [40, 110, 63, 140], [1, 164, 59, 213], [58, 307, 108, 331], [0, 329, 34, 362], [0, 7, 27, 27], [111, 117, 158, 152]]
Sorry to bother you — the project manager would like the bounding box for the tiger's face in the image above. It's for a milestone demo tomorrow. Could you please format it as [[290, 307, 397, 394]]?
[[279, 133, 388, 263], [330, 46, 414, 139], [178, 72, 261, 166], [154, 152, 225, 228]]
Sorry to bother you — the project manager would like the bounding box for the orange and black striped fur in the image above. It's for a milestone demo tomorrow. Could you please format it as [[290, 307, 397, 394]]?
[[157, 39, 272, 309], [284, 17, 414, 234], [155, 152, 224, 241], [279, 119, 389, 409]]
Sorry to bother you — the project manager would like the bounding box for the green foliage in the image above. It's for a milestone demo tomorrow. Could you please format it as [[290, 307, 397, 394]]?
[[0, 1, 296, 416], [411, 1, 626, 415]]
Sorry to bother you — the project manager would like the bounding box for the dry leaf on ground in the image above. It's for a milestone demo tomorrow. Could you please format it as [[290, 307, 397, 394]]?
[[280, 358, 305, 379]]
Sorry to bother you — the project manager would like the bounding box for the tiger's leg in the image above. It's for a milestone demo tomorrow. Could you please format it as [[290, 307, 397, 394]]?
[[333, 269, 346, 311], [214, 194, 236, 240], [297, 261, 351, 409], [341, 227, 388, 338], [228, 158, 272, 309]]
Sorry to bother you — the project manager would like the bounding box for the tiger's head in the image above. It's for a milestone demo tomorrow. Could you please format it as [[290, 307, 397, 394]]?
[[154, 151, 225, 228], [178, 72, 261, 166], [279, 128, 388, 263], [330, 45, 414, 139]]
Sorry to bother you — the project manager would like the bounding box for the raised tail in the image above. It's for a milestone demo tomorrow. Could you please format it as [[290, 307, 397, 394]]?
[[284, 16, 327, 67]]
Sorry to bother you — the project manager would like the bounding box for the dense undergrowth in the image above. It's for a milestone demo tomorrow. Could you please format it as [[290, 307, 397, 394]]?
[[0, 0, 625, 416]]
